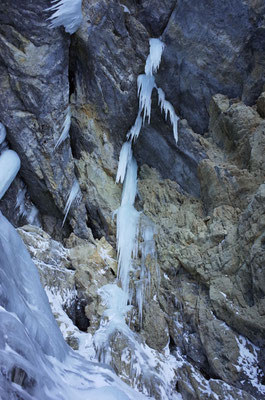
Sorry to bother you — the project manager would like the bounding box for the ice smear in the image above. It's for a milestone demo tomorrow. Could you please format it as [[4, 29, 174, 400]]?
[[62, 179, 80, 226], [0, 150, 21, 200], [116, 141, 132, 184], [54, 106, 71, 149], [94, 284, 182, 399], [94, 284, 133, 363], [16, 187, 27, 217], [0, 122, 6, 144], [47, 0, 83, 35]]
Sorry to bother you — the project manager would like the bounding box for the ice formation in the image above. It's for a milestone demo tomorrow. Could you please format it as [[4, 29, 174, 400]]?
[[116, 141, 133, 184], [0, 212, 149, 399], [16, 185, 40, 225], [137, 74, 156, 124], [158, 88, 179, 143], [113, 38, 170, 322], [0, 122, 6, 144], [47, 0, 83, 34], [15, 186, 27, 217], [54, 106, 71, 149], [145, 38, 165, 76], [0, 150, 21, 200], [62, 179, 80, 226], [126, 38, 179, 144]]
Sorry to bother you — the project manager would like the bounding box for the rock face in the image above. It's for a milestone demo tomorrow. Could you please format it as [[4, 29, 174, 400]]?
[[1, 1, 265, 400], [158, 0, 265, 133]]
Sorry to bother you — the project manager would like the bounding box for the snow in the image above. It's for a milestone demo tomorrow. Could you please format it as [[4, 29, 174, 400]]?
[[47, 0, 83, 35], [236, 335, 265, 395], [0, 150, 21, 200], [55, 106, 71, 149], [62, 179, 80, 226]]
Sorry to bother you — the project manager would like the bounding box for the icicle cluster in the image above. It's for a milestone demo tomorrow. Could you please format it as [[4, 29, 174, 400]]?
[[114, 38, 171, 322], [127, 38, 179, 144], [47, 0, 83, 35]]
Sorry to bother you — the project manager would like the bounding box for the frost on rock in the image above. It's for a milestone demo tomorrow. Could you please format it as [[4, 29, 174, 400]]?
[[0, 150, 21, 200], [47, 0, 83, 35], [55, 106, 71, 149], [62, 179, 80, 226]]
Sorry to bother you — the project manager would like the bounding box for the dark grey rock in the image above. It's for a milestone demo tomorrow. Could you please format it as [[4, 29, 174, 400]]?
[[0, 0, 89, 238], [157, 0, 265, 133]]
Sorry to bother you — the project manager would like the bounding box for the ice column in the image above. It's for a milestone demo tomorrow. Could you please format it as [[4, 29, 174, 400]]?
[[115, 38, 168, 320]]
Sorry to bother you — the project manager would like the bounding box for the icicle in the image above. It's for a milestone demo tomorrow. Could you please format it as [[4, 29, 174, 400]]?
[[158, 87, 179, 144], [0, 123, 6, 144], [0, 150, 21, 200], [46, 0, 83, 35], [121, 158, 138, 206], [62, 179, 80, 226], [116, 205, 139, 293], [137, 74, 156, 124], [54, 106, 71, 149], [145, 38, 165, 76], [116, 158, 140, 293], [116, 141, 132, 184], [127, 111, 142, 142]]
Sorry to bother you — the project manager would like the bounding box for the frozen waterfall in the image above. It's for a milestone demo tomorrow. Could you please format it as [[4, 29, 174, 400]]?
[[0, 213, 149, 400]]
